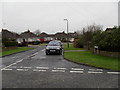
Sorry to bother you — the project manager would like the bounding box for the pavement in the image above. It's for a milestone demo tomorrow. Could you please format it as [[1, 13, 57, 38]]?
[[1, 45, 119, 88]]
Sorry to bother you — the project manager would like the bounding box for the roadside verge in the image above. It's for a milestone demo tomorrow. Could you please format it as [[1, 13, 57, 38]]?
[[0, 47, 33, 57], [64, 51, 120, 71]]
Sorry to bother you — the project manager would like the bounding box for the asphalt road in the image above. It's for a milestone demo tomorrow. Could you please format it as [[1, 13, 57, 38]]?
[[1, 46, 119, 88]]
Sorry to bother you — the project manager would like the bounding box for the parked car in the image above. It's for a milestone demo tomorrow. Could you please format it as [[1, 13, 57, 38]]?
[[45, 40, 62, 55]]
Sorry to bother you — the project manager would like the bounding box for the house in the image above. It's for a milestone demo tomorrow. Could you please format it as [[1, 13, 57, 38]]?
[[54, 31, 67, 41], [20, 29, 39, 43], [2, 29, 21, 40], [38, 31, 78, 42], [68, 32, 78, 42]]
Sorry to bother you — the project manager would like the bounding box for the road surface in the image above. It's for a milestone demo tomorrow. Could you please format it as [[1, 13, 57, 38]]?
[[1, 46, 119, 88]]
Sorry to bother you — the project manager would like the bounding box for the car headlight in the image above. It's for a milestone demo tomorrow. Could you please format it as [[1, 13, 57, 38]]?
[[46, 47, 49, 49], [57, 48, 60, 49]]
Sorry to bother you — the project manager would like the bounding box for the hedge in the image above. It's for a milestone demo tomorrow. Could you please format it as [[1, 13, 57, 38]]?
[[3, 41, 18, 47]]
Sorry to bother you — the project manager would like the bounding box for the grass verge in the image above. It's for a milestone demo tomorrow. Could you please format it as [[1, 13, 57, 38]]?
[[64, 51, 120, 71], [39, 43, 47, 46], [64, 43, 84, 51], [0, 47, 33, 57]]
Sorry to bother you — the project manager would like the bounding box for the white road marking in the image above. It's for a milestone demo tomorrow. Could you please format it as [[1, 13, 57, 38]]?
[[23, 67, 32, 69], [33, 69, 46, 72], [89, 69, 103, 71], [42, 49, 45, 52], [17, 69, 28, 71], [36, 67, 49, 69], [88, 71, 103, 74], [2, 69, 12, 71], [1, 59, 24, 70], [70, 71, 83, 73], [107, 72, 120, 74], [71, 68, 84, 70], [33, 52, 39, 55], [54, 67, 66, 70], [89, 69, 96, 71], [30, 52, 39, 57], [52, 70, 65, 72]]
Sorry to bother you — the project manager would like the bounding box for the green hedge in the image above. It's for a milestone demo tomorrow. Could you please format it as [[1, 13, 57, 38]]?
[[3, 41, 18, 47]]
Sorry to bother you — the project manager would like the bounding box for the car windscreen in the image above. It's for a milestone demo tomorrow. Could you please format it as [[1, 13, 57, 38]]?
[[48, 41, 60, 46]]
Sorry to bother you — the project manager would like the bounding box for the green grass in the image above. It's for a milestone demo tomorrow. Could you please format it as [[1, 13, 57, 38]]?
[[39, 43, 48, 46], [64, 51, 120, 71], [64, 43, 84, 51], [0, 47, 33, 57]]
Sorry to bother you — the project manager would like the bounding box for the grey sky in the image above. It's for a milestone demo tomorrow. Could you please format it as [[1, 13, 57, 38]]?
[[2, 2, 118, 34]]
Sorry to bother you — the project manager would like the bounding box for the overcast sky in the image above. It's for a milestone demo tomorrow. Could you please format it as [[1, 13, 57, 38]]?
[[1, 1, 118, 34]]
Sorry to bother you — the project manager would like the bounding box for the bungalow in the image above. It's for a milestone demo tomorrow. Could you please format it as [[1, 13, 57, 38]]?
[[2, 29, 21, 40], [20, 29, 39, 43]]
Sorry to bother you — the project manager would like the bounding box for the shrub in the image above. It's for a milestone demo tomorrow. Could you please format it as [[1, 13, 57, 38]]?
[[74, 38, 83, 48], [3, 41, 18, 47], [31, 41, 40, 45]]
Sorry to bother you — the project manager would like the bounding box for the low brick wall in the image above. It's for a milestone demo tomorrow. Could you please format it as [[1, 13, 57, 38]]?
[[85, 47, 120, 58], [98, 50, 120, 58]]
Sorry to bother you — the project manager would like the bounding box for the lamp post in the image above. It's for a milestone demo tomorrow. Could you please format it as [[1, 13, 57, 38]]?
[[64, 19, 69, 48]]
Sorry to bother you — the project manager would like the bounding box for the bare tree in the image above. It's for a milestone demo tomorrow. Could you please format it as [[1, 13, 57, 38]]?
[[33, 29, 41, 36]]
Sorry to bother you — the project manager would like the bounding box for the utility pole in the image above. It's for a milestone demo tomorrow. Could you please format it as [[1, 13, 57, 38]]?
[[64, 19, 69, 48]]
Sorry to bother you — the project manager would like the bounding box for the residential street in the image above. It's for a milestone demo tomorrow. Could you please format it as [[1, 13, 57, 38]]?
[[1, 46, 119, 88]]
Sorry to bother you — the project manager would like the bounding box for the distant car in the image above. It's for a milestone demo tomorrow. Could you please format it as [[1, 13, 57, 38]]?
[[45, 40, 62, 55]]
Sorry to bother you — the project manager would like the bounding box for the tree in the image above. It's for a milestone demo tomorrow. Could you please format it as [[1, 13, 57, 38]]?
[[33, 29, 41, 36]]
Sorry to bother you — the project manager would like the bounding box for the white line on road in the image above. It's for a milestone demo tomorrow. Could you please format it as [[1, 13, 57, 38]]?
[[30, 52, 39, 57], [2, 69, 13, 71], [33, 69, 46, 72], [71, 68, 84, 70], [22, 67, 32, 69], [17, 69, 28, 71], [54, 67, 66, 70], [88, 71, 103, 74], [107, 72, 120, 74], [42, 49, 45, 52], [36, 67, 49, 69], [70, 71, 83, 73], [1, 59, 24, 70], [52, 70, 65, 72], [89, 69, 103, 71]]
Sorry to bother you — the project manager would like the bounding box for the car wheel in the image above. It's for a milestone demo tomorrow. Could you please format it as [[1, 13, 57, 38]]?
[[59, 51, 62, 55]]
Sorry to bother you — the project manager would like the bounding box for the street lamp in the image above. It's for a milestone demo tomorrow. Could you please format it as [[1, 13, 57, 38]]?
[[64, 19, 69, 48]]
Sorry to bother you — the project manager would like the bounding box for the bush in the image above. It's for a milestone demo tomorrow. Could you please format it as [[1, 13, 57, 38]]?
[[31, 41, 40, 45], [92, 27, 120, 52], [74, 38, 83, 48], [3, 41, 18, 47]]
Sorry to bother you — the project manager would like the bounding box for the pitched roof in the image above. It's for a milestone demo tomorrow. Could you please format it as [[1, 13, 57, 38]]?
[[20, 30, 37, 38], [38, 32, 48, 38], [2, 29, 21, 39]]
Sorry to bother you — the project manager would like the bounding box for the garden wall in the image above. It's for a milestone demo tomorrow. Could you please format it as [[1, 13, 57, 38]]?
[[98, 50, 120, 58]]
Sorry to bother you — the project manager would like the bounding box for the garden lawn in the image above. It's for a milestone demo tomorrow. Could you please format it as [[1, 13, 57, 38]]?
[[64, 43, 84, 51], [0, 47, 33, 57], [64, 51, 120, 71], [39, 43, 47, 46]]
